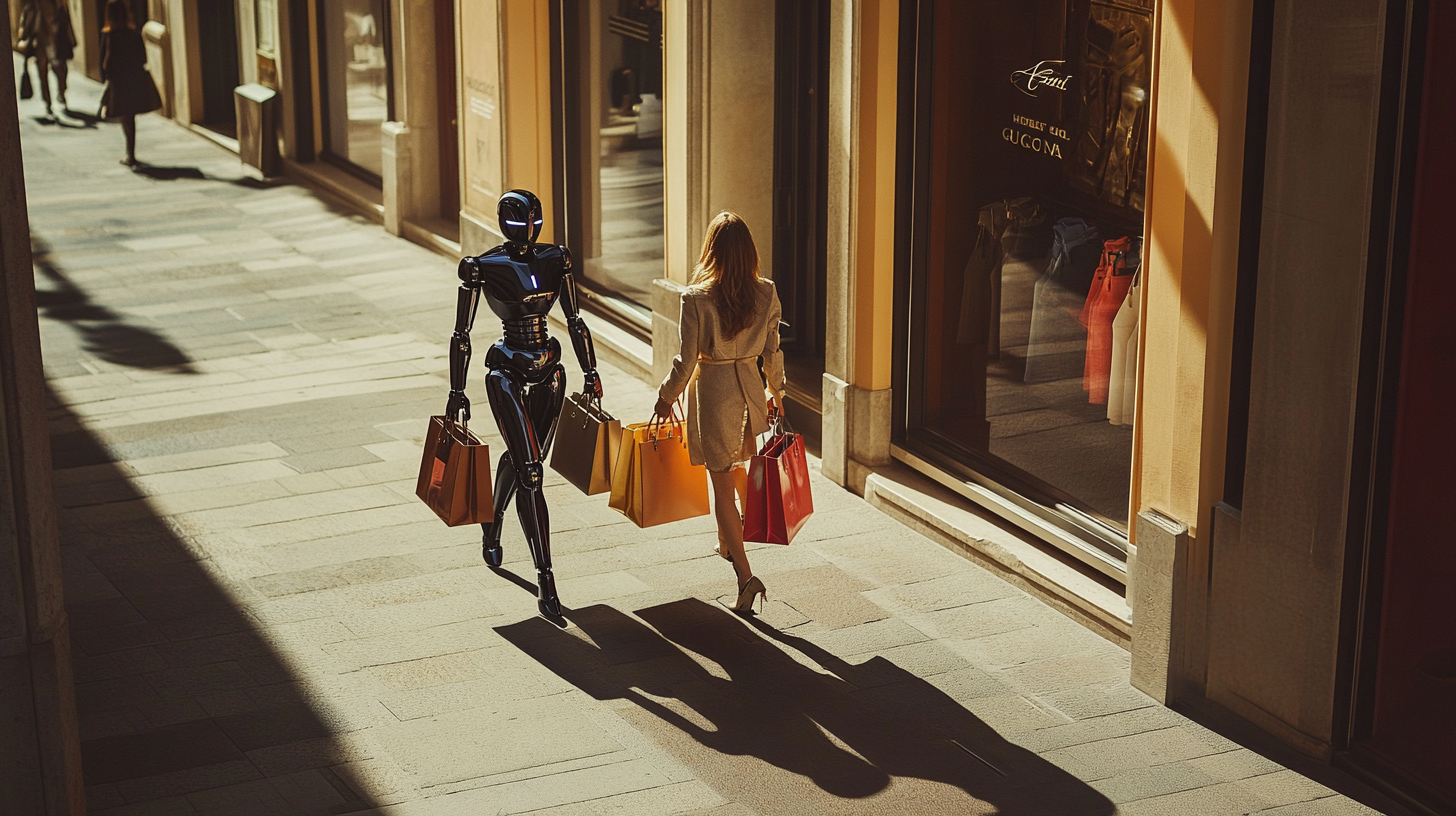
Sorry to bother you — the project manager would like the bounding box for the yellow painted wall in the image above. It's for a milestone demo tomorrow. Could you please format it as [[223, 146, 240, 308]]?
[[499, 0, 555, 242], [1135, 0, 1251, 543], [851, 0, 898, 393], [459, 0, 504, 236]]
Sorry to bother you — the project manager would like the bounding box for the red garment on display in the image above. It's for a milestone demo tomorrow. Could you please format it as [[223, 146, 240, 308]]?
[[1080, 237, 1135, 404]]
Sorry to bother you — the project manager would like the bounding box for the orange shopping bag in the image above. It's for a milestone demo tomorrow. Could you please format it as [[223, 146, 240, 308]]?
[[416, 416, 494, 526], [608, 410, 709, 528]]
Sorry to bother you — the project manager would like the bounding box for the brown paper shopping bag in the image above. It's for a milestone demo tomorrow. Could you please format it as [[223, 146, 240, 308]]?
[[550, 393, 621, 495], [416, 416, 494, 526], [608, 412, 709, 528]]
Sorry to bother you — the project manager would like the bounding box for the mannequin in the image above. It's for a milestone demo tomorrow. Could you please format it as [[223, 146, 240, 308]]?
[[446, 190, 602, 617]]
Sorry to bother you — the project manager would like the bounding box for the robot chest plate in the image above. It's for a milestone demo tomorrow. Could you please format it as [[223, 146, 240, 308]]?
[[482, 262, 559, 319]]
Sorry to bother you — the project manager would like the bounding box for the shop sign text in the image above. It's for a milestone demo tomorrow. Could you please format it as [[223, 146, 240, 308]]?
[[1011, 60, 1073, 97], [1003, 115, 1066, 160]]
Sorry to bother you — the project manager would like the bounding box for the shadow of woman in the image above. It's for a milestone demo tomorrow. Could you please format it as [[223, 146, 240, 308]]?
[[32, 239, 197, 373], [495, 599, 1114, 815]]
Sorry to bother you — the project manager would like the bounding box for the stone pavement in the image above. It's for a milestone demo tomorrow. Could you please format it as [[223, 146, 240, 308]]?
[[16, 66, 1404, 815]]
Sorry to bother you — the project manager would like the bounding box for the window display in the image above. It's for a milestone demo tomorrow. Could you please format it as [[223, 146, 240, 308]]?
[[563, 0, 665, 315], [904, 0, 1153, 532], [321, 0, 390, 178]]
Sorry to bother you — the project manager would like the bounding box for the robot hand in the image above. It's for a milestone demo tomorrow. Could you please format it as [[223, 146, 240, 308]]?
[[445, 389, 471, 423], [583, 370, 603, 402]]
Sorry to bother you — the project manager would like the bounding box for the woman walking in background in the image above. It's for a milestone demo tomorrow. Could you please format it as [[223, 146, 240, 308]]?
[[656, 212, 786, 614], [99, 0, 161, 168]]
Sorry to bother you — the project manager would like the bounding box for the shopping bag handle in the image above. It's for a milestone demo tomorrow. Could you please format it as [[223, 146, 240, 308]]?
[[646, 401, 685, 449]]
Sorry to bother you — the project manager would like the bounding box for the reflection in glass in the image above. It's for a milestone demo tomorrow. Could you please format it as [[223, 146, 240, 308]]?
[[322, 0, 388, 177], [573, 0, 665, 312], [907, 0, 1153, 530]]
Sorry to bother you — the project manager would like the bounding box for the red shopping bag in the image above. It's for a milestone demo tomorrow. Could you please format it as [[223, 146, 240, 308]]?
[[744, 422, 814, 545]]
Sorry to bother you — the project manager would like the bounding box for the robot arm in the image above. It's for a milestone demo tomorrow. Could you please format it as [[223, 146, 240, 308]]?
[[446, 257, 483, 421], [558, 250, 603, 401]]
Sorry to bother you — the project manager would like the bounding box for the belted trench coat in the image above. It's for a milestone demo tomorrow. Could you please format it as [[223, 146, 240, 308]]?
[[658, 279, 786, 472]]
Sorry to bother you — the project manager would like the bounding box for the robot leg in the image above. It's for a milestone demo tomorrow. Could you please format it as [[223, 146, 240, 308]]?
[[480, 453, 517, 567], [484, 368, 560, 617]]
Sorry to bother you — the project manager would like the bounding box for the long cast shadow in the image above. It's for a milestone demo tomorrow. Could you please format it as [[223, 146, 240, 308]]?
[[32, 237, 197, 373], [496, 600, 1114, 815], [48, 389, 384, 812]]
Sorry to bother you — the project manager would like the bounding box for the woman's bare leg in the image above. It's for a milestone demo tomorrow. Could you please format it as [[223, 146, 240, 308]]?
[[121, 115, 136, 165], [35, 55, 53, 112], [710, 468, 751, 588], [52, 59, 68, 107]]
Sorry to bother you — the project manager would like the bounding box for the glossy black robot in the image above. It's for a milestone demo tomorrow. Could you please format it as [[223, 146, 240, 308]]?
[[445, 190, 602, 618]]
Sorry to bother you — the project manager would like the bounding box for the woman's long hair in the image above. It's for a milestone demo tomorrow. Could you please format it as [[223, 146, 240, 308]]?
[[103, 0, 133, 32], [690, 212, 761, 340]]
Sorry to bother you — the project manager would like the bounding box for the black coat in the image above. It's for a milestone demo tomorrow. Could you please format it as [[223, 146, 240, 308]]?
[[99, 28, 161, 118]]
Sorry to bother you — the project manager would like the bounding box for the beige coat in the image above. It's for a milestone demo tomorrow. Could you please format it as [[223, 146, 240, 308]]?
[[658, 279, 786, 471]]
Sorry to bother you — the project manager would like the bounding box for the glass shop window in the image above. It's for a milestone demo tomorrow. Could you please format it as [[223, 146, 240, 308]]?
[[562, 0, 666, 319], [904, 0, 1152, 532], [320, 0, 391, 180]]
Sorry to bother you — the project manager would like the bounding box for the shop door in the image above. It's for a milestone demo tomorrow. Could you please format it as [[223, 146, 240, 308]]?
[[772, 0, 829, 449], [195, 0, 240, 136], [1360, 3, 1456, 804]]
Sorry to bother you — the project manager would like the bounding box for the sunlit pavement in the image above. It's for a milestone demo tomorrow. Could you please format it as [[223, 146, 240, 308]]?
[[16, 63, 1402, 816]]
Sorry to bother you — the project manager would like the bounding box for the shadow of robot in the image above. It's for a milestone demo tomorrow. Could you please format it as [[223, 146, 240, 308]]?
[[496, 599, 1113, 815]]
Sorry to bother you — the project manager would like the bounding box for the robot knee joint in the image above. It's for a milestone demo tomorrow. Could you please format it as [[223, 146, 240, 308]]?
[[519, 460, 544, 489]]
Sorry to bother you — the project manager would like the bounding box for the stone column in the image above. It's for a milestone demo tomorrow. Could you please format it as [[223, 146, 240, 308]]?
[[0, 11, 86, 814], [381, 0, 444, 233], [821, 0, 896, 492], [654, 0, 778, 382]]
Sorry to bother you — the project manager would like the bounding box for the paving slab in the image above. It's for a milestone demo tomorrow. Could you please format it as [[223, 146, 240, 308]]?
[[17, 64, 1408, 816]]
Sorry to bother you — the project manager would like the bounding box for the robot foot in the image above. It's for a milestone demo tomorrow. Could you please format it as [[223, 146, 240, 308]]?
[[536, 569, 562, 618], [482, 542, 504, 568], [481, 528, 504, 567]]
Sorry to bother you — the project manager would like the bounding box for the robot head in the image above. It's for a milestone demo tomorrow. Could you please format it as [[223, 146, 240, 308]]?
[[498, 190, 544, 245]]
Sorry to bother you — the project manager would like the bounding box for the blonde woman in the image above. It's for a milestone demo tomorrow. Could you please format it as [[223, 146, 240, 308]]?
[[656, 212, 786, 613]]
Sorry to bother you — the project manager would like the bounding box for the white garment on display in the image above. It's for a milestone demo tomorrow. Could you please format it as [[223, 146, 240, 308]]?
[[1107, 280, 1140, 425], [1121, 299, 1139, 425]]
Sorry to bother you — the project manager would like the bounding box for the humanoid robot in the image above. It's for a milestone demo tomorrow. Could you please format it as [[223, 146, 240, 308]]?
[[446, 190, 602, 617]]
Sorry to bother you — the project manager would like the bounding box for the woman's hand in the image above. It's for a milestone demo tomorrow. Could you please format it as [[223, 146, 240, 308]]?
[[654, 397, 674, 418]]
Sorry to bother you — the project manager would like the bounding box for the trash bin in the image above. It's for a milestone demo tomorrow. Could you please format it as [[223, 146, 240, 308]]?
[[234, 83, 279, 177]]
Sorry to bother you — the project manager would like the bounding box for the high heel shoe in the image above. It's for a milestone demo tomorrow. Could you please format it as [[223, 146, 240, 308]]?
[[730, 576, 766, 615]]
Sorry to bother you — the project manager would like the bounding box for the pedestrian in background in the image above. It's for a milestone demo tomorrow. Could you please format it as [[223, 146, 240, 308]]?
[[98, 0, 161, 168], [48, 0, 75, 110], [16, 0, 65, 116], [655, 212, 786, 614]]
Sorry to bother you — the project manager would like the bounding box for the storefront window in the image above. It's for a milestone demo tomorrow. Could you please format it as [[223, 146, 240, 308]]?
[[903, 0, 1153, 534], [321, 0, 390, 179], [563, 0, 665, 317]]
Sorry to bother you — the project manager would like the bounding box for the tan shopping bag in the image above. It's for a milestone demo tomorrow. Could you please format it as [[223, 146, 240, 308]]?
[[416, 416, 494, 526], [608, 412, 709, 528], [550, 393, 621, 495]]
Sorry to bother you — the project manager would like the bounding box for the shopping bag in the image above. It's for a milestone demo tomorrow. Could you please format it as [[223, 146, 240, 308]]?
[[608, 410, 709, 528], [744, 418, 814, 545], [550, 392, 621, 495], [415, 416, 494, 526]]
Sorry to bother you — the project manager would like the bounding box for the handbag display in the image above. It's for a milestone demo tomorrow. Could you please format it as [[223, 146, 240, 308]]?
[[550, 392, 621, 495], [608, 409, 709, 528], [415, 416, 494, 526], [744, 416, 814, 545]]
